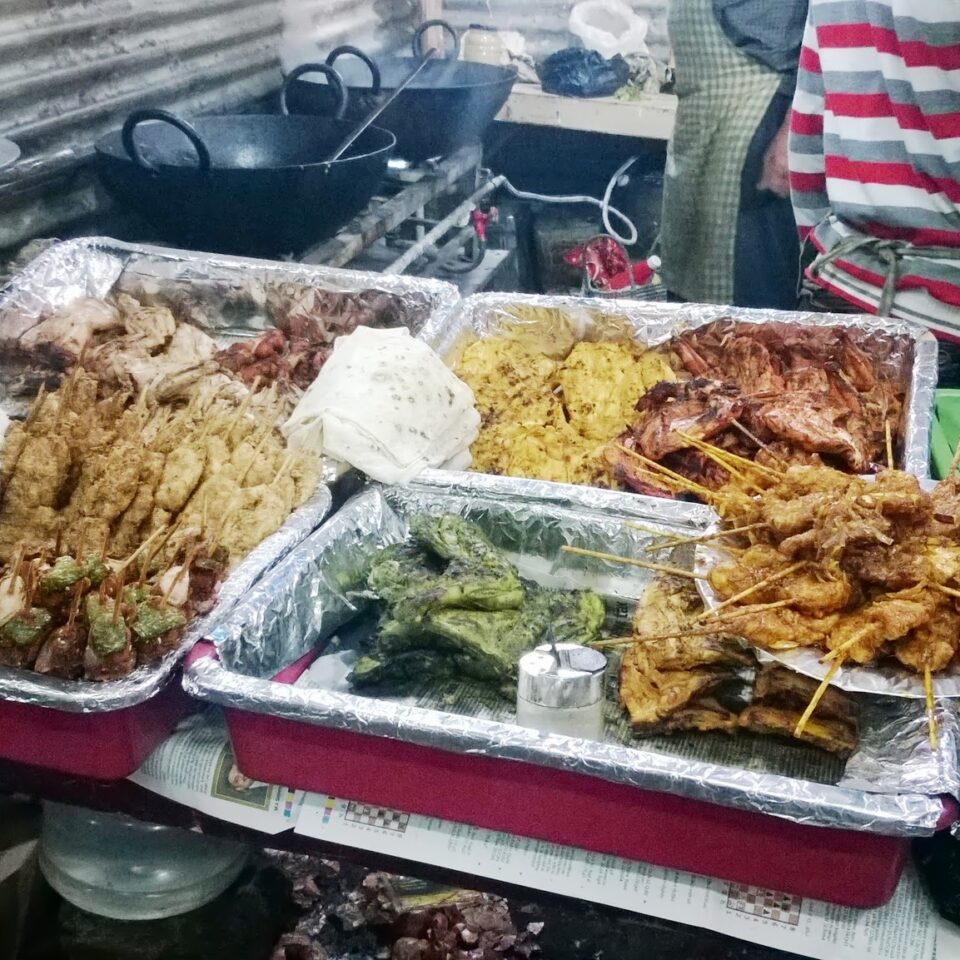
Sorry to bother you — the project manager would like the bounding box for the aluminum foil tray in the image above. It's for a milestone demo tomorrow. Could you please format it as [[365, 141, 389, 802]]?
[[184, 475, 955, 838], [417, 292, 937, 479], [2, 237, 460, 342], [0, 236, 378, 712]]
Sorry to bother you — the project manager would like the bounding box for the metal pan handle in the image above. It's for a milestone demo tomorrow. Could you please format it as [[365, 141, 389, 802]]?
[[280, 63, 348, 119], [324, 45, 382, 95], [121, 109, 211, 172], [413, 19, 460, 59]]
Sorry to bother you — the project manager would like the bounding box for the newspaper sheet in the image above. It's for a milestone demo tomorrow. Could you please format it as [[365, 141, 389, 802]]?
[[128, 711, 304, 834], [295, 793, 942, 960]]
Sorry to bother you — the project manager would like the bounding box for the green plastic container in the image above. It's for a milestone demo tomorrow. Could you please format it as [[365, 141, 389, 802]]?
[[932, 388, 960, 479]]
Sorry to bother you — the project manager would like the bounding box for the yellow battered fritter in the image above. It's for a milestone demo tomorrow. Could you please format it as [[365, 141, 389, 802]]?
[[454, 336, 676, 486]]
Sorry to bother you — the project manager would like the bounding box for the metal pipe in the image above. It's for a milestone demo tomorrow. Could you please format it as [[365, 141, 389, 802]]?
[[384, 174, 505, 274]]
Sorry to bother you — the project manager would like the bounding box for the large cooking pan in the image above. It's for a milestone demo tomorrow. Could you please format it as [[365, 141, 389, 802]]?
[[282, 21, 517, 162], [95, 66, 395, 258]]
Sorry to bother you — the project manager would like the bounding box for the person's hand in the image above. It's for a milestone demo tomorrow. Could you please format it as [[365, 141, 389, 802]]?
[[758, 114, 791, 199]]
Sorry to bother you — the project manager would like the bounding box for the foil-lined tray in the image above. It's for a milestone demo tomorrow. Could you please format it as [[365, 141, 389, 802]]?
[[184, 475, 954, 837], [0, 487, 331, 713], [0, 237, 422, 710], [0, 238, 462, 483], [417, 292, 937, 479], [2, 237, 460, 340]]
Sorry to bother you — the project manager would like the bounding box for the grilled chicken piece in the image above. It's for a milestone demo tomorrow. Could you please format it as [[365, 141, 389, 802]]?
[[625, 379, 745, 462]]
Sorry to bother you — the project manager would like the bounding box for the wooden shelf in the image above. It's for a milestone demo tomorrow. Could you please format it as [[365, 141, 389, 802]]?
[[497, 83, 677, 141]]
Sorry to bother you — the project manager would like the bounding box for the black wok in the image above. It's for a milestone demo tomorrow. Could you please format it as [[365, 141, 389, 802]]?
[[94, 66, 395, 258], [282, 21, 517, 162]]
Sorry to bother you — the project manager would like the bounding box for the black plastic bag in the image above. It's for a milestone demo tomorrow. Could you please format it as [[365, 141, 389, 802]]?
[[537, 48, 630, 99], [914, 833, 960, 925]]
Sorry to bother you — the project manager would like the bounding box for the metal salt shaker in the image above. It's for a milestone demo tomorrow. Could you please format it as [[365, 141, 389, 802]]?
[[516, 642, 608, 740]]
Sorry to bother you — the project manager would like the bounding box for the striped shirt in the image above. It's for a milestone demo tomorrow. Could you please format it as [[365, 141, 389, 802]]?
[[789, 0, 960, 335]]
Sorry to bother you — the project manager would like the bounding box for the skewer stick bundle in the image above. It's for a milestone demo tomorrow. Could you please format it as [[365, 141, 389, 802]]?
[[674, 432, 771, 491], [675, 430, 782, 481], [613, 444, 717, 500]]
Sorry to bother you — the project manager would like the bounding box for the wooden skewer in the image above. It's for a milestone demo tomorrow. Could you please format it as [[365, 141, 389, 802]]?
[[23, 384, 47, 432], [639, 521, 769, 551], [22, 559, 36, 609], [948, 434, 960, 478], [730, 419, 789, 468], [932, 582, 960, 600], [925, 667, 939, 750], [162, 543, 203, 605], [591, 626, 723, 649], [589, 602, 788, 649], [613, 444, 717, 500], [117, 523, 172, 578], [695, 562, 806, 621], [112, 567, 126, 624], [99, 528, 111, 563], [794, 658, 844, 738], [210, 506, 237, 557], [675, 430, 782, 481], [711, 598, 794, 618], [274, 452, 297, 485], [66, 580, 85, 628], [623, 521, 680, 538], [561, 545, 707, 580], [620, 463, 688, 496], [239, 419, 277, 485], [821, 625, 876, 663], [884, 421, 895, 470], [7, 545, 25, 594]]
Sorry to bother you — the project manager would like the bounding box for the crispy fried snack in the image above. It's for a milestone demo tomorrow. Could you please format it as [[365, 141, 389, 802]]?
[[453, 332, 677, 487], [703, 461, 960, 678]]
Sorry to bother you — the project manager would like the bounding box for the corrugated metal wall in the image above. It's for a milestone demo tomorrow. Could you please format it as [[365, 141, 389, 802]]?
[[0, 0, 415, 254], [281, 0, 416, 71], [441, 0, 670, 64]]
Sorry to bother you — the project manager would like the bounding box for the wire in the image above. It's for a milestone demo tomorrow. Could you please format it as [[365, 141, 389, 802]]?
[[498, 155, 641, 247]]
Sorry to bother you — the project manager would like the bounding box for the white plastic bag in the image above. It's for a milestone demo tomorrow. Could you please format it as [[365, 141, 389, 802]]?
[[569, 0, 650, 59]]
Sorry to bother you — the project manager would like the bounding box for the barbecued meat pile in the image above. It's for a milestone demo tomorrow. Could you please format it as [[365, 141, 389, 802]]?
[[706, 464, 960, 677], [217, 286, 432, 393], [619, 576, 859, 755], [609, 321, 913, 496]]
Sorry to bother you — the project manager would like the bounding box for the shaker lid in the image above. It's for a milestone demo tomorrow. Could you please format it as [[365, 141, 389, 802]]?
[[517, 642, 607, 709]]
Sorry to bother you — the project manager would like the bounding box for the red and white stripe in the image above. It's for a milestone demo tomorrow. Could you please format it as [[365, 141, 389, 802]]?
[[788, 0, 960, 327]]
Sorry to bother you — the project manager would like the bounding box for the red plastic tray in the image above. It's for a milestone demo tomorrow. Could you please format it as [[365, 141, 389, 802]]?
[[0, 676, 192, 780], [215, 647, 951, 909]]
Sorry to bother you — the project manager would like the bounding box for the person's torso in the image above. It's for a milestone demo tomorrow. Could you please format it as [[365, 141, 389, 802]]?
[[667, 0, 773, 95], [813, 0, 960, 248]]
